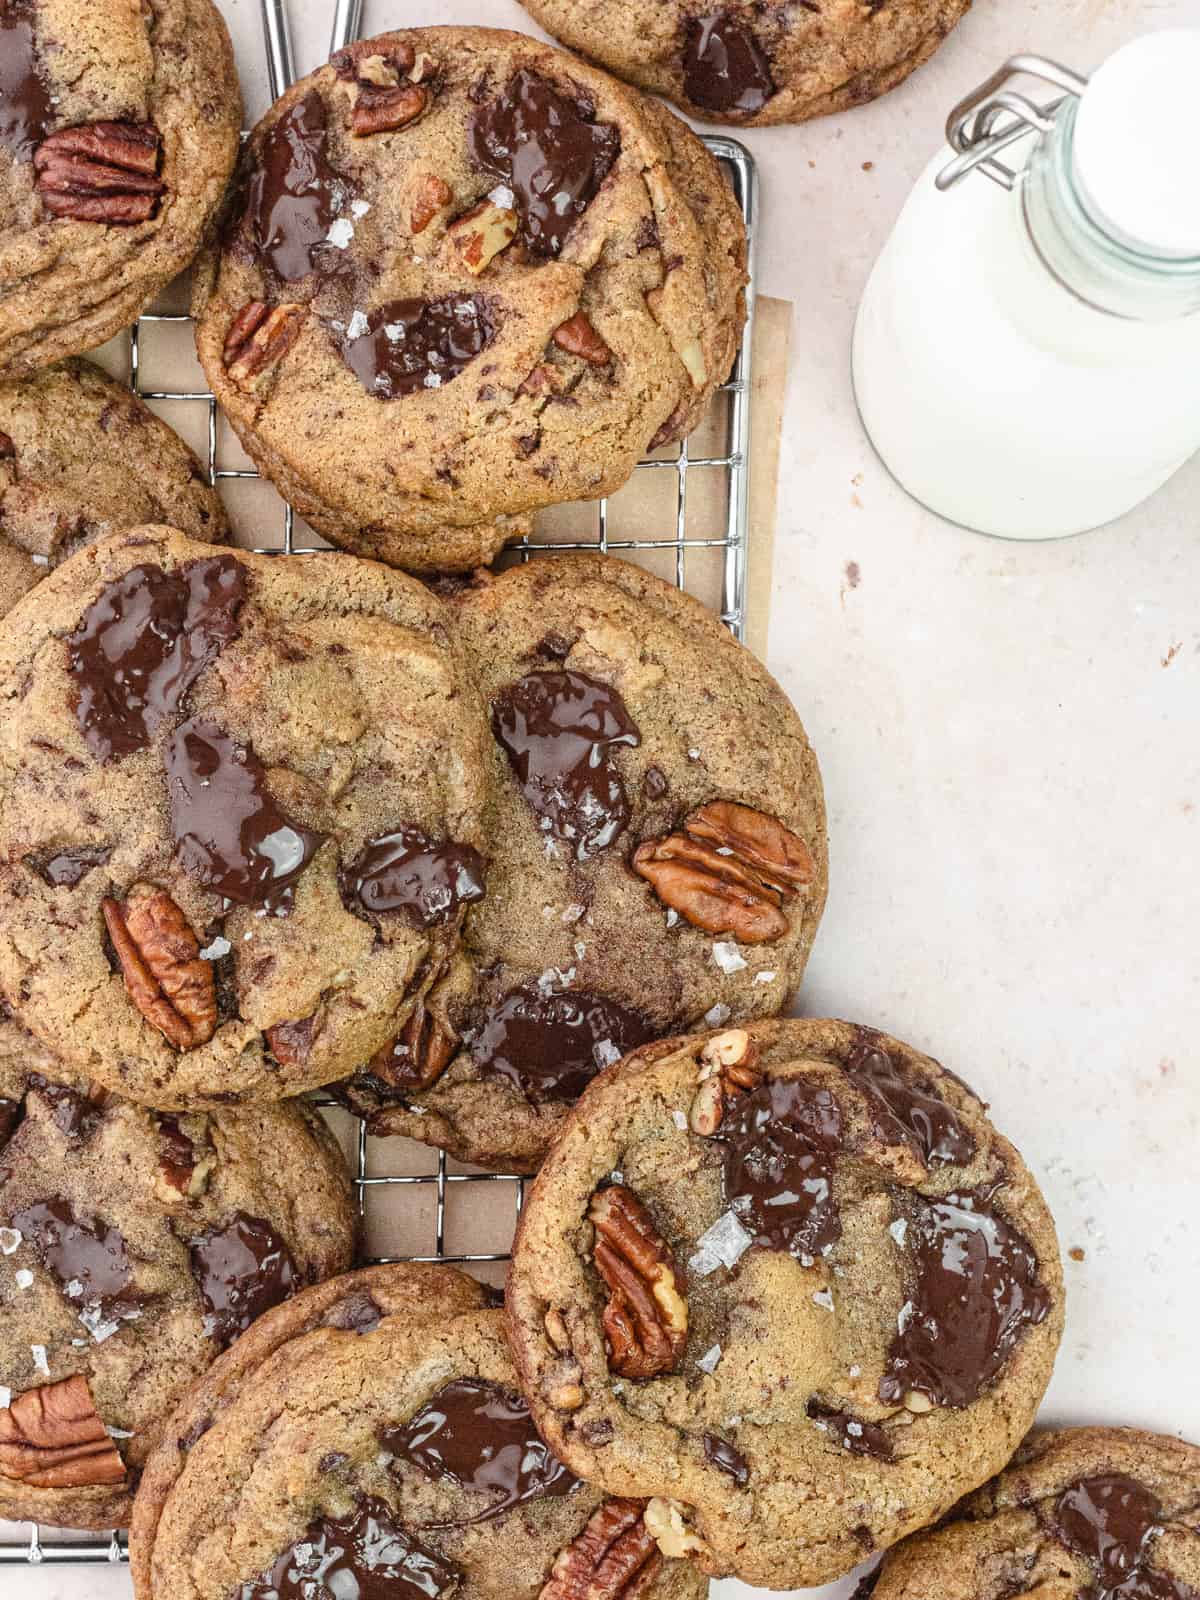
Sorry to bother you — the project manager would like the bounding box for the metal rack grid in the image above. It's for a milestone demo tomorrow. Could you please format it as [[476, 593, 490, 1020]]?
[[0, 140, 758, 1576]]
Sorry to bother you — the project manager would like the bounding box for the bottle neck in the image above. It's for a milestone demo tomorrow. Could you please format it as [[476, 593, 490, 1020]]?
[[1021, 100, 1200, 321]]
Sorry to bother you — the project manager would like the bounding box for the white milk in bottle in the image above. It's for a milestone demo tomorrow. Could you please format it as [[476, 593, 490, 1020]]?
[[852, 31, 1200, 540]]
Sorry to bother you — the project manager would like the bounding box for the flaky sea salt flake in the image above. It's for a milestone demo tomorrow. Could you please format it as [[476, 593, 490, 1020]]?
[[697, 1343, 723, 1374], [689, 1210, 753, 1276], [712, 942, 748, 975]]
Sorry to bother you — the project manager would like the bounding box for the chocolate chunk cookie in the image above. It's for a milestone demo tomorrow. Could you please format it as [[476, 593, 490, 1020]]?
[[865, 1426, 1200, 1598], [129, 1264, 710, 1600], [0, 0, 242, 376], [0, 359, 227, 619], [0, 528, 489, 1108], [193, 26, 747, 573], [0, 1074, 354, 1529], [518, 0, 972, 126], [506, 1018, 1064, 1588], [336, 557, 827, 1172]]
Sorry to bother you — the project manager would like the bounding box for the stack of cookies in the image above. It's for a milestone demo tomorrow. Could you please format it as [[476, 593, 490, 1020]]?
[[0, 5, 1193, 1600]]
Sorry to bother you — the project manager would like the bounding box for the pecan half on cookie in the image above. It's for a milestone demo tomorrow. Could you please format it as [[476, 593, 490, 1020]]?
[[542, 1498, 663, 1600], [633, 800, 814, 942], [102, 890, 217, 1051], [590, 1186, 688, 1379], [34, 122, 165, 225], [0, 1377, 125, 1490]]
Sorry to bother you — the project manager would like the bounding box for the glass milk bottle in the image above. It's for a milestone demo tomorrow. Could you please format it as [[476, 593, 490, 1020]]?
[[852, 30, 1200, 540]]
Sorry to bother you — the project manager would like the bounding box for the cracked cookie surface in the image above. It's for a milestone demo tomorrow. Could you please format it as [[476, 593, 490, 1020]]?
[[0, 527, 489, 1107], [0, 0, 241, 376], [192, 26, 747, 574], [0, 1072, 353, 1530], [864, 1426, 1200, 1598], [129, 1264, 709, 1600], [334, 556, 827, 1172], [0, 359, 227, 620], [505, 1017, 1064, 1588], [517, 0, 972, 126]]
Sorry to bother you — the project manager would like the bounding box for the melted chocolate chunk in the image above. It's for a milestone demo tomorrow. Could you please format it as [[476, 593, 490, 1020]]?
[[67, 557, 247, 763], [682, 12, 775, 116], [324, 1291, 384, 1335], [244, 90, 347, 282], [157, 1114, 200, 1193], [879, 1190, 1051, 1409], [1049, 1475, 1198, 1600], [165, 718, 325, 910], [805, 1399, 894, 1461], [851, 1570, 882, 1600], [471, 69, 620, 257], [189, 1212, 298, 1350], [26, 1075, 100, 1141], [0, 1097, 21, 1149], [343, 827, 486, 928], [471, 983, 655, 1103], [237, 1497, 460, 1600], [843, 1036, 975, 1168], [337, 296, 495, 400], [491, 671, 641, 860], [382, 1377, 578, 1523], [642, 765, 670, 801], [703, 1433, 750, 1485], [0, 2, 50, 162], [27, 845, 112, 888], [10, 1198, 141, 1329], [716, 1077, 844, 1260]]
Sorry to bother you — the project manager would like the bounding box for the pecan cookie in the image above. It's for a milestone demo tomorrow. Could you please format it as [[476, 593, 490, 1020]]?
[[862, 1426, 1200, 1598], [129, 1264, 709, 1600], [506, 1018, 1064, 1588], [335, 556, 827, 1172], [0, 527, 489, 1107], [0, 1072, 354, 1530], [0, 359, 227, 619], [192, 26, 747, 573], [517, 0, 971, 126], [0, 0, 241, 376]]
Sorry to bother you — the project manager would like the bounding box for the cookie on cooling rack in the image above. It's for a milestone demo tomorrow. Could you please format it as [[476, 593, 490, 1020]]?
[[0, 1074, 354, 1530], [505, 1018, 1064, 1588], [861, 1426, 1200, 1598], [0, 0, 242, 377], [0, 528, 489, 1108], [334, 556, 828, 1173], [516, 0, 971, 127], [130, 1264, 710, 1600], [192, 26, 747, 574], [0, 359, 227, 620]]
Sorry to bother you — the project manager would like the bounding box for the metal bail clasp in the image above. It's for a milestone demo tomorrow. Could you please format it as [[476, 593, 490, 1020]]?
[[936, 54, 1089, 192]]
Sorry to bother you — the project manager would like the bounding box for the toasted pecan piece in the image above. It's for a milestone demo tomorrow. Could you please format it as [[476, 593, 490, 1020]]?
[[34, 122, 164, 224], [102, 890, 217, 1051], [633, 800, 813, 944], [367, 997, 458, 1093], [352, 82, 430, 137], [541, 1499, 663, 1600], [689, 1028, 763, 1136], [224, 301, 306, 384], [411, 174, 453, 234], [553, 312, 613, 366], [0, 1377, 126, 1490], [590, 1185, 688, 1380]]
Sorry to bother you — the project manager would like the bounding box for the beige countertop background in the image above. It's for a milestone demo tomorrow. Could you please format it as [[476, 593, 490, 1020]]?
[[13, 0, 1200, 1594]]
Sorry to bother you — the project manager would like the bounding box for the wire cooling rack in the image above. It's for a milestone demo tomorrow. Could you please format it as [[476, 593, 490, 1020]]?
[[0, 141, 758, 1573]]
